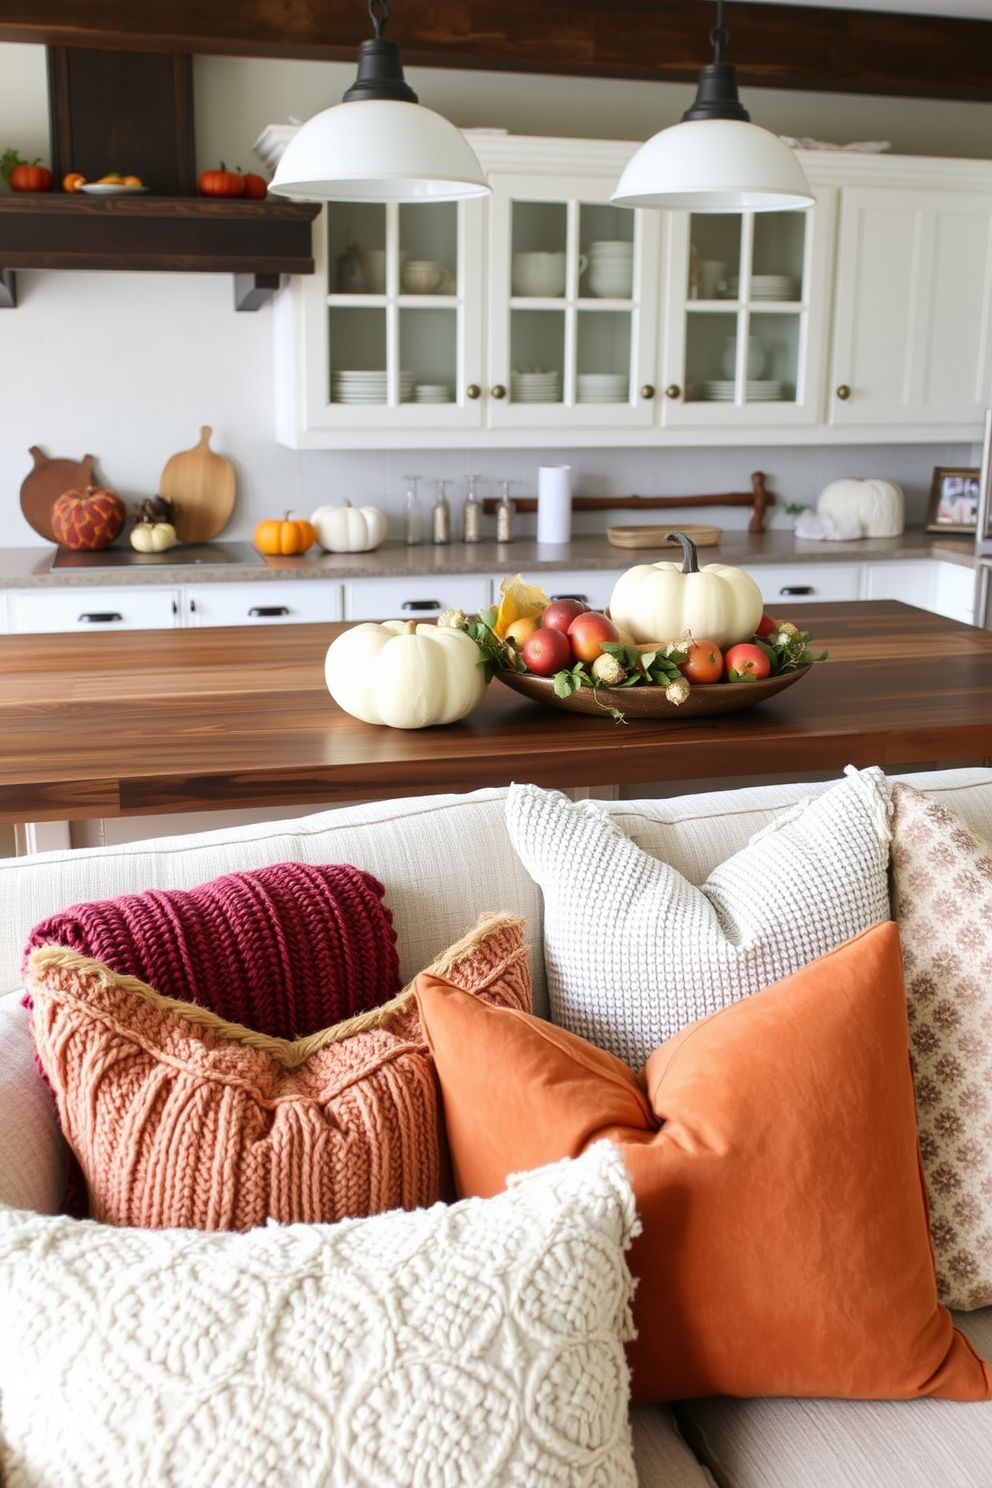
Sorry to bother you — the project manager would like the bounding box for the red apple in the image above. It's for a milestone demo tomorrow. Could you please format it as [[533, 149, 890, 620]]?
[[755, 613, 778, 638], [567, 610, 620, 663], [724, 642, 772, 681], [541, 597, 589, 634], [521, 626, 572, 676]]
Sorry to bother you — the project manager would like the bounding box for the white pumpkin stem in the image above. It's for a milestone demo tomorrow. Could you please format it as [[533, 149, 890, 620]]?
[[342, 499, 352, 508], [665, 531, 700, 574], [402, 620, 418, 635]]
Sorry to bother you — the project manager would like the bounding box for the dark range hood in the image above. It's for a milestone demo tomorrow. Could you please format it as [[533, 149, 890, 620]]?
[[51, 540, 265, 569]]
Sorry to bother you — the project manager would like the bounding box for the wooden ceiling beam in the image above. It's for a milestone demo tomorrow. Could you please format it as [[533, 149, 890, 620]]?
[[0, 3, 988, 104]]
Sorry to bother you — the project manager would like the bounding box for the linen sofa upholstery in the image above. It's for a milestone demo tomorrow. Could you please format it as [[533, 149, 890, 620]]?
[[4, 764, 992, 1488]]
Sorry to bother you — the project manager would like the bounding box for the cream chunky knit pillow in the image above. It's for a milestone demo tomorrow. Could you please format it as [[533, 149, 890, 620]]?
[[0, 1143, 640, 1488], [505, 767, 893, 1068]]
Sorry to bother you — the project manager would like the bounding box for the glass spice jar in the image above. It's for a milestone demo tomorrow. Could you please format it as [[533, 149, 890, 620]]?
[[495, 480, 516, 543], [432, 480, 451, 545]]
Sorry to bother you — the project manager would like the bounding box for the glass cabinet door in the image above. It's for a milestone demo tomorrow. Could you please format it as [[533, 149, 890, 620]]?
[[487, 171, 661, 432], [660, 190, 832, 428], [283, 196, 485, 444]]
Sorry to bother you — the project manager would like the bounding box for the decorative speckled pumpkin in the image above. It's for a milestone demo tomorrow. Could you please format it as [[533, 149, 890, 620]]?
[[51, 486, 126, 551]]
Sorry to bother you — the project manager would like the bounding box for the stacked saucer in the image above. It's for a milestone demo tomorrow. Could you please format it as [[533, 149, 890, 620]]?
[[577, 372, 629, 403], [414, 383, 453, 404], [332, 370, 415, 404], [585, 240, 634, 298], [724, 274, 797, 301], [510, 368, 562, 403], [696, 379, 785, 402]]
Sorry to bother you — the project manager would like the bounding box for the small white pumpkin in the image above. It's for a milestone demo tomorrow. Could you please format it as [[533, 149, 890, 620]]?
[[311, 499, 388, 553], [325, 619, 488, 729], [130, 521, 176, 553], [817, 479, 904, 538], [609, 531, 763, 650]]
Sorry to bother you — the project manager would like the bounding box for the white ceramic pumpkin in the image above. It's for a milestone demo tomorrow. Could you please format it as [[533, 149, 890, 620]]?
[[311, 499, 389, 553], [608, 532, 763, 650], [816, 479, 904, 538], [324, 619, 488, 729]]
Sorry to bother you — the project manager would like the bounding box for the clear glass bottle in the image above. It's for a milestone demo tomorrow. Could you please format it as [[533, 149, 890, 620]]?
[[461, 475, 482, 544], [403, 475, 423, 546], [432, 480, 451, 545], [495, 480, 516, 543]]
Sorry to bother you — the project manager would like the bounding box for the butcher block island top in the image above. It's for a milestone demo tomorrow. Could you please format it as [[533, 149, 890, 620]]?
[[1, 601, 990, 826]]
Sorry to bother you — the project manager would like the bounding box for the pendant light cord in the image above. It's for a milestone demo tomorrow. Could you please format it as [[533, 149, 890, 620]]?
[[369, 0, 391, 40], [710, 0, 729, 65]]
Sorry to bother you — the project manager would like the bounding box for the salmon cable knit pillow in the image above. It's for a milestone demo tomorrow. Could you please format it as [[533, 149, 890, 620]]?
[[23, 861, 401, 1040], [24, 913, 531, 1231]]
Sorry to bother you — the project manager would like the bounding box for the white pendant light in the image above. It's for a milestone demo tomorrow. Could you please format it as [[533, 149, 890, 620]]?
[[269, 0, 490, 203], [612, 1, 813, 213]]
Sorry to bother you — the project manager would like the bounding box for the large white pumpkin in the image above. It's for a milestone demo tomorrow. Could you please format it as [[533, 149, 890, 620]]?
[[817, 479, 904, 538], [608, 532, 763, 650], [311, 500, 389, 553], [325, 620, 488, 729]]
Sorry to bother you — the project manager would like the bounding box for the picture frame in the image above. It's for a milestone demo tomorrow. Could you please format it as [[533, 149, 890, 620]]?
[[925, 466, 981, 535]]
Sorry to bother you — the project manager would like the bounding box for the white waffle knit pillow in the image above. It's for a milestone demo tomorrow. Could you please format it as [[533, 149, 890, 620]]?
[[505, 767, 893, 1068], [0, 1143, 639, 1488]]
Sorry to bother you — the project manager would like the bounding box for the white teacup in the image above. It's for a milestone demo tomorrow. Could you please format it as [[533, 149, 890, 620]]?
[[401, 259, 445, 294], [512, 251, 567, 297]]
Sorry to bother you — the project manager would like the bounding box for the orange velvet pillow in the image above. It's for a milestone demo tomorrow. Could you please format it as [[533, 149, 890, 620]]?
[[26, 913, 530, 1231], [416, 921, 992, 1404]]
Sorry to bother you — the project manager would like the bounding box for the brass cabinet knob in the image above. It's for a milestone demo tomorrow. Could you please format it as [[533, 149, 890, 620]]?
[[836, 384, 851, 400], [491, 384, 506, 400], [665, 384, 681, 399], [640, 384, 655, 400], [466, 384, 481, 400]]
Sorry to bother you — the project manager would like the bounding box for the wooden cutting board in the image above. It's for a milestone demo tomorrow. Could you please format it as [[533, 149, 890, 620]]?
[[20, 447, 97, 543], [159, 426, 236, 543], [607, 523, 723, 550]]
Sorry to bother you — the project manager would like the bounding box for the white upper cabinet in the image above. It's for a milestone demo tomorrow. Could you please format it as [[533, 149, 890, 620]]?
[[827, 169, 992, 434]]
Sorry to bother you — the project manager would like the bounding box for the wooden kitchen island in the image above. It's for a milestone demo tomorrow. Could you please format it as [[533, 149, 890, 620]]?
[[1, 601, 990, 830]]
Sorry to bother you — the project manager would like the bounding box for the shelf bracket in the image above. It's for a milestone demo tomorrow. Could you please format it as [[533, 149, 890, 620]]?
[[0, 270, 17, 309], [234, 272, 281, 311]]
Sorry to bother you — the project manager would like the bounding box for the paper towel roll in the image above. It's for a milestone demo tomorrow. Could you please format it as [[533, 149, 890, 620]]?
[[537, 465, 572, 545]]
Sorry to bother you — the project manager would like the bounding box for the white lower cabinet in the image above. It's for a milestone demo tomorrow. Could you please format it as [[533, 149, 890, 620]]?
[[7, 585, 181, 634], [744, 563, 861, 607], [538, 570, 619, 611], [184, 581, 342, 627], [863, 560, 975, 624], [344, 575, 492, 621]]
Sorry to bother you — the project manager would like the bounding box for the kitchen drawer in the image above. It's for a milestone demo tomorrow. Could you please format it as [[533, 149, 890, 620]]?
[[8, 586, 181, 634], [184, 580, 343, 627], [744, 563, 861, 607], [535, 570, 619, 611], [344, 575, 492, 621]]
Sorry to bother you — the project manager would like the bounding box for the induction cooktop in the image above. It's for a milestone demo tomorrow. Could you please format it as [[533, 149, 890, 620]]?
[[50, 541, 266, 570]]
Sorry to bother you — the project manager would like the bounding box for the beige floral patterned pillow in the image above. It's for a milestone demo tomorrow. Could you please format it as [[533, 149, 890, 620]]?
[[890, 781, 992, 1310]]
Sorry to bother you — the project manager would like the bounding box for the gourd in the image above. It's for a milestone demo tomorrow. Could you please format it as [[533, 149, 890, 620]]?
[[817, 479, 904, 538], [129, 496, 177, 553], [608, 531, 763, 650], [311, 500, 388, 554], [51, 485, 126, 552], [254, 512, 317, 556], [325, 620, 487, 729]]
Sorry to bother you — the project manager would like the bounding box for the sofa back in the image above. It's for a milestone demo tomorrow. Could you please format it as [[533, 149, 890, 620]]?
[[4, 769, 992, 1014]]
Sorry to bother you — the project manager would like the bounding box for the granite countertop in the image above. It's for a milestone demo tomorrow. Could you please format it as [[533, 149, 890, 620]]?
[[0, 529, 976, 590]]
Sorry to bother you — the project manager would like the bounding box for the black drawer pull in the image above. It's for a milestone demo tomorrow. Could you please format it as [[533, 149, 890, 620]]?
[[78, 612, 122, 623], [249, 606, 291, 618], [401, 599, 443, 611], [550, 593, 590, 603], [779, 585, 814, 596]]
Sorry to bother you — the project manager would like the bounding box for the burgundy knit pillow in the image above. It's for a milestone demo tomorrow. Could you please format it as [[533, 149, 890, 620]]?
[[23, 862, 401, 1040]]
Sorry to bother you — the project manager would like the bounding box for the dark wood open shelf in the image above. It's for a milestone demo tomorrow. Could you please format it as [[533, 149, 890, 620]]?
[[0, 193, 320, 309]]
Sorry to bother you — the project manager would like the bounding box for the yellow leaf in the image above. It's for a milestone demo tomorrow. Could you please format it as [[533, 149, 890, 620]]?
[[493, 574, 550, 638]]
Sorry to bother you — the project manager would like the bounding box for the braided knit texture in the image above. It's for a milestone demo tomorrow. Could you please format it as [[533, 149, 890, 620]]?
[[23, 861, 400, 1040], [0, 1142, 638, 1488], [24, 914, 531, 1231]]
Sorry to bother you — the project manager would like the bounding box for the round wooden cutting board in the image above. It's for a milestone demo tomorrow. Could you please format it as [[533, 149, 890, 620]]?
[[159, 426, 236, 543], [20, 447, 97, 543]]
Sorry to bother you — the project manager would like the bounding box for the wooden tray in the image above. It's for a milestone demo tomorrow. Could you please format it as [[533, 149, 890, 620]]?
[[607, 523, 722, 550], [494, 665, 811, 719], [20, 447, 97, 543]]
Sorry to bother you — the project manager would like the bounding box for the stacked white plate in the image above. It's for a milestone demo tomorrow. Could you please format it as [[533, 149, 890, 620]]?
[[696, 380, 786, 402], [414, 383, 453, 404], [510, 369, 562, 403], [586, 240, 634, 298], [577, 373, 629, 403], [332, 370, 415, 404], [724, 274, 797, 301]]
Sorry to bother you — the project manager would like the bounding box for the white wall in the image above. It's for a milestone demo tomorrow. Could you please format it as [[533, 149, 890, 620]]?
[[0, 42, 988, 546]]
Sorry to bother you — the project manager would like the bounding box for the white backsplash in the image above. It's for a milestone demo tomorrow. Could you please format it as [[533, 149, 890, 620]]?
[[0, 268, 979, 548]]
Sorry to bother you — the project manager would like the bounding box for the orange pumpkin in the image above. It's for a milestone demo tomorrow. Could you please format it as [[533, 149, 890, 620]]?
[[52, 485, 126, 551], [254, 513, 316, 556]]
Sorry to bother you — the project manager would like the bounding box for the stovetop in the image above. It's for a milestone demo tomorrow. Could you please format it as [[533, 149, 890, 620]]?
[[50, 541, 266, 570]]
